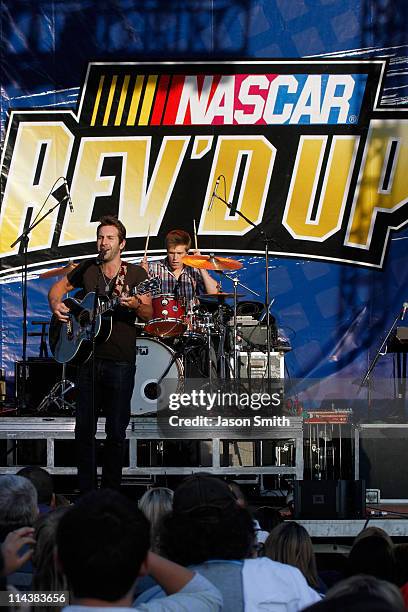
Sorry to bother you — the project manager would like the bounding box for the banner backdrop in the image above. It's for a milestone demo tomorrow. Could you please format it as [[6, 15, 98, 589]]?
[[1, 1, 407, 399]]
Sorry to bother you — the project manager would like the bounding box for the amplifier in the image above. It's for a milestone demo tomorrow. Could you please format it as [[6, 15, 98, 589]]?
[[237, 351, 284, 379]]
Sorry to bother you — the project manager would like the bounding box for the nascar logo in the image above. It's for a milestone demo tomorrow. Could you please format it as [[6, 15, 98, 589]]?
[[89, 72, 367, 127]]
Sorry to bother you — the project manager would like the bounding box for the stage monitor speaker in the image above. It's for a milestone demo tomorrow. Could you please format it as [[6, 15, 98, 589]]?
[[15, 359, 76, 413], [294, 480, 365, 519]]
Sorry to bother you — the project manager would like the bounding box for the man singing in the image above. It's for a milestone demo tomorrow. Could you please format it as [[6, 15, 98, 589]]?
[[48, 215, 152, 494]]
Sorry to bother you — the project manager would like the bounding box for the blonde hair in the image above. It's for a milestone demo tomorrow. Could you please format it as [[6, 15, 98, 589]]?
[[264, 521, 319, 589], [32, 508, 69, 608], [138, 487, 174, 553]]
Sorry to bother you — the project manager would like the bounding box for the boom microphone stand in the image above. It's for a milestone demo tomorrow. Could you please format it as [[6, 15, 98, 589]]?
[[209, 178, 279, 381], [10, 178, 73, 411]]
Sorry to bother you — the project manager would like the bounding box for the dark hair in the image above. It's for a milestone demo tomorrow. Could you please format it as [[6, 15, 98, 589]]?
[[348, 535, 396, 583], [394, 543, 408, 587], [17, 466, 53, 506], [253, 506, 284, 532], [165, 229, 191, 250], [56, 490, 150, 601], [301, 575, 405, 612], [97, 215, 126, 243], [159, 504, 255, 565]]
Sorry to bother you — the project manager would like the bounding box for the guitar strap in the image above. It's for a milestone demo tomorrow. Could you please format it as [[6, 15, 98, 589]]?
[[112, 261, 128, 296]]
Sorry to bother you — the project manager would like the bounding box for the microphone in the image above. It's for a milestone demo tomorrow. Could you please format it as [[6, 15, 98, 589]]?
[[208, 177, 221, 212], [95, 249, 106, 265], [64, 180, 74, 213], [51, 178, 74, 212], [402, 302, 408, 321]]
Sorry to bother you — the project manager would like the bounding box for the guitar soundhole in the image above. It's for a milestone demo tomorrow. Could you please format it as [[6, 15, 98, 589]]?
[[78, 310, 91, 327]]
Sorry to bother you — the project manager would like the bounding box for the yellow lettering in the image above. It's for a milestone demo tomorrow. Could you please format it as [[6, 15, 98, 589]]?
[[0, 122, 73, 257], [346, 119, 408, 248], [283, 135, 359, 240], [200, 136, 276, 234], [60, 136, 190, 245]]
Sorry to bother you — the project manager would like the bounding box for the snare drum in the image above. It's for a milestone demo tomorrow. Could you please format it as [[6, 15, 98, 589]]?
[[145, 294, 187, 338], [131, 338, 183, 415]]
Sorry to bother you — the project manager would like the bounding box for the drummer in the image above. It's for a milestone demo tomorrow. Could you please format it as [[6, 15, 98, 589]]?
[[143, 229, 218, 305]]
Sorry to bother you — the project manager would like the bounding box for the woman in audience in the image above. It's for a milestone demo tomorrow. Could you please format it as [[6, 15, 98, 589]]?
[[264, 521, 325, 593], [138, 487, 173, 553], [32, 507, 69, 611]]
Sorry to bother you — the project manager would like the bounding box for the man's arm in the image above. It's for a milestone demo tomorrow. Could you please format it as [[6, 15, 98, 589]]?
[[199, 269, 219, 294], [48, 276, 75, 322], [136, 552, 222, 611], [190, 250, 219, 294]]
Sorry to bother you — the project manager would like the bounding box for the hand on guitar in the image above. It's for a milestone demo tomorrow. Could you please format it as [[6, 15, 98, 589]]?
[[120, 284, 153, 321], [50, 299, 71, 323]]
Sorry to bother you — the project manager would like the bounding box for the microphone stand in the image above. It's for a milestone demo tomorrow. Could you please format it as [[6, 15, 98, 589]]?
[[360, 306, 405, 390], [10, 194, 71, 411], [211, 192, 278, 381]]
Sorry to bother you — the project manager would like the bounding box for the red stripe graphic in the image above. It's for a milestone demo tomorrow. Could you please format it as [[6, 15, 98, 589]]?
[[150, 74, 171, 125], [162, 75, 184, 125]]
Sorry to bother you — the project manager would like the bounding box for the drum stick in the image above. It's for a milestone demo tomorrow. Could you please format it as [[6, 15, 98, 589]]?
[[144, 224, 151, 259], [193, 219, 198, 251]]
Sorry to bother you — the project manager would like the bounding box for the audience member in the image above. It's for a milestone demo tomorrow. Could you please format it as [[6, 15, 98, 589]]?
[[138, 487, 174, 553], [264, 521, 324, 593], [253, 506, 284, 533], [0, 527, 36, 590], [393, 543, 408, 608], [347, 534, 396, 583], [0, 474, 38, 590], [33, 507, 70, 610], [302, 574, 405, 612], [17, 466, 55, 514], [56, 489, 222, 611], [353, 525, 393, 546], [137, 474, 321, 611]]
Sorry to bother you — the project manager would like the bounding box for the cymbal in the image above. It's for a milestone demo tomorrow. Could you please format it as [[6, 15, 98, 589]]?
[[182, 254, 243, 271], [39, 262, 78, 279], [202, 292, 245, 298]]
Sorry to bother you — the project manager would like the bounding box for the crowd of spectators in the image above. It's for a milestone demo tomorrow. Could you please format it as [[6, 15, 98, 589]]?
[[1, 469, 408, 611]]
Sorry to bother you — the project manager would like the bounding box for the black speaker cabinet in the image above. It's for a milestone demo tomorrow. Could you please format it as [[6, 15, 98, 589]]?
[[294, 480, 365, 519], [359, 425, 408, 499], [15, 359, 76, 412]]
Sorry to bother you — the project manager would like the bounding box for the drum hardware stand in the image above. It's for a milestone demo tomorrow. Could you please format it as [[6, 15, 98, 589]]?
[[213, 271, 259, 379], [210, 180, 280, 382], [36, 363, 76, 413], [10, 176, 72, 412]]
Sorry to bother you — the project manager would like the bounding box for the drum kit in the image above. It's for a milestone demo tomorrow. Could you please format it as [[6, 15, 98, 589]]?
[[132, 253, 263, 414]]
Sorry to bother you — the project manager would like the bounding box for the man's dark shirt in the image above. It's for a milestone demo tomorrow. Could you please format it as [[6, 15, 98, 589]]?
[[67, 260, 148, 363]]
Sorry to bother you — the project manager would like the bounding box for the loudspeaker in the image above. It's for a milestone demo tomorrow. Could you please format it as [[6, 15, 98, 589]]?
[[15, 359, 76, 412], [359, 426, 408, 499], [294, 480, 365, 519]]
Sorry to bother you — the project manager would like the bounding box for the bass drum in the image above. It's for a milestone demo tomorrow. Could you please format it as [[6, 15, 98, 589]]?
[[131, 338, 183, 415]]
